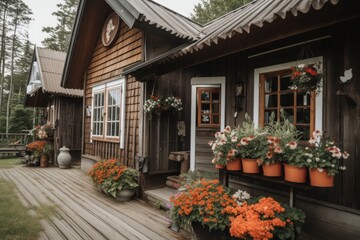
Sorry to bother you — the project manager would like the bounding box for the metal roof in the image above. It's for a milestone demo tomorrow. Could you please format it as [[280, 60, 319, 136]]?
[[109, 0, 202, 40], [178, 0, 339, 55], [37, 47, 83, 97]]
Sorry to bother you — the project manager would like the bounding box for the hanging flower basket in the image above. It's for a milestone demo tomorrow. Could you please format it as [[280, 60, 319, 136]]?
[[143, 95, 183, 116], [289, 64, 322, 94]]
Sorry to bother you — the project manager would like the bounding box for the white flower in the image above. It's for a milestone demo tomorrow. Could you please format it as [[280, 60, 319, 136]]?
[[312, 130, 322, 138], [331, 164, 335, 168], [298, 64, 305, 68], [224, 126, 231, 133], [340, 166, 347, 170], [317, 168, 324, 172], [231, 136, 238, 142], [315, 157, 320, 162], [307, 159, 312, 163]]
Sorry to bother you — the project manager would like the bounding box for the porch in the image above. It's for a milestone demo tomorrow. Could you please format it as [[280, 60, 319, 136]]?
[[0, 165, 192, 240]]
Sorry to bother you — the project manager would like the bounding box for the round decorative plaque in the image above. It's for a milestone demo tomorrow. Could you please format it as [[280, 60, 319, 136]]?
[[101, 12, 120, 47]]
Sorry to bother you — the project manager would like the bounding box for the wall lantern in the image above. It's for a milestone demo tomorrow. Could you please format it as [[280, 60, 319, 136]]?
[[235, 82, 244, 111]]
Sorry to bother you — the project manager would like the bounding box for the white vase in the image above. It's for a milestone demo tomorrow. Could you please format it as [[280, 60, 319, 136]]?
[[57, 146, 71, 169]]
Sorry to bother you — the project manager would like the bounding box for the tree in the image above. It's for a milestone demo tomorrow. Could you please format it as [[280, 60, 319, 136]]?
[[191, 0, 253, 25], [42, 0, 79, 52], [9, 104, 33, 132]]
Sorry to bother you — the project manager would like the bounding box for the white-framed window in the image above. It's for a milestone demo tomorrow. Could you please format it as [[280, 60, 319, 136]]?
[[253, 57, 323, 139], [90, 78, 126, 148]]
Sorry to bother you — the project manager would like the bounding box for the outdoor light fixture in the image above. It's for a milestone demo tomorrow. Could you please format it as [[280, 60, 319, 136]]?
[[234, 82, 244, 111]]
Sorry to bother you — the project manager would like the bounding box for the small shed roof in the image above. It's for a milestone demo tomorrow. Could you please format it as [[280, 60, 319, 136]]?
[[37, 47, 83, 97]]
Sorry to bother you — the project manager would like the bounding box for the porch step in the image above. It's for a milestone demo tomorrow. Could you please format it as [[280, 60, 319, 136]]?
[[144, 187, 178, 210]]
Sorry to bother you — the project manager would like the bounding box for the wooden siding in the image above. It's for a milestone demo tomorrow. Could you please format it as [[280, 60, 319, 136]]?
[[148, 19, 360, 212], [84, 20, 143, 168], [53, 96, 82, 163]]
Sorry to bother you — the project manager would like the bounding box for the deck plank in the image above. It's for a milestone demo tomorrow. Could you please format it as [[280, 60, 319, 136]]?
[[0, 166, 192, 240]]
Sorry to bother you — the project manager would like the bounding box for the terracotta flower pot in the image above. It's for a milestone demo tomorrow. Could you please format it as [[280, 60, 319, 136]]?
[[40, 154, 48, 168], [215, 164, 225, 169], [226, 158, 242, 171], [309, 169, 334, 187], [262, 162, 282, 177], [241, 158, 260, 174], [283, 164, 307, 183]]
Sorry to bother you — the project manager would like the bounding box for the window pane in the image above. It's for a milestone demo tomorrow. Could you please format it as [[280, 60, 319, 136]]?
[[265, 77, 278, 92], [212, 103, 220, 113], [93, 92, 104, 136], [201, 103, 210, 112], [107, 88, 121, 137], [213, 115, 219, 124], [212, 92, 219, 101], [296, 125, 310, 140], [282, 109, 294, 123], [265, 94, 277, 108], [280, 75, 291, 91], [280, 93, 294, 107], [296, 108, 310, 124], [297, 92, 310, 107], [201, 91, 210, 101]]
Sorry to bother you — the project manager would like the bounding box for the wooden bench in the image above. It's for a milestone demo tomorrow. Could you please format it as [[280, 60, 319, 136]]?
[[0, 144, 26, 158]]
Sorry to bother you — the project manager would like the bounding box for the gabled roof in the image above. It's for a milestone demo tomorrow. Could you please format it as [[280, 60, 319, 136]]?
[[107, 0, 202, 40], [36, 48, 83, 97], [61, 0, 202, 89]]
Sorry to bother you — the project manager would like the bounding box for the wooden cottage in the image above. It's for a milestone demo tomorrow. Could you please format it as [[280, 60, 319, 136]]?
[[25, 47, 83, 163], [60, 0, 201, 190], [124, 0, 360, 239]]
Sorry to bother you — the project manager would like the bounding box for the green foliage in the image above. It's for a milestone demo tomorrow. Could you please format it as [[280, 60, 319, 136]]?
[[191, 0, 252, 24], [42, 0, 79, 52], [9, 104, 33, 132], [0, 179, 42, 239]]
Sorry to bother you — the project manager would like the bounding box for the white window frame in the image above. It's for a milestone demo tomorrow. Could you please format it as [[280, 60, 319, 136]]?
[[90, 78, 126, 148], [253, 57, 323, 131]]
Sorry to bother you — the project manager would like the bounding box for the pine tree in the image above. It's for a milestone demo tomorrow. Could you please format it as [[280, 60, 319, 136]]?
[[42, 0, 79, 52], [191, 0, 252, 24]]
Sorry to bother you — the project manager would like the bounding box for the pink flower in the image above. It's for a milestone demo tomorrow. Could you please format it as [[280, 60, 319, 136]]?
[[240, 138, 249, 146], [224, 126, 231, 133], [274, 147, 283, 154], [231, 136, 238, 142], [208, 141, 213, 146], [312, 130, 322, 138], [286, 141, 297, 150]]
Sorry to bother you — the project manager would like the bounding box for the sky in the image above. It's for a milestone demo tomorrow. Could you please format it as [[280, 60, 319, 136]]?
[[22, 0, 202, 47]]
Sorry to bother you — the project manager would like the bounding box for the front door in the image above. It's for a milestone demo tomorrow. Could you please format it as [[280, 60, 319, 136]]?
[[190, 77, 225, 171]]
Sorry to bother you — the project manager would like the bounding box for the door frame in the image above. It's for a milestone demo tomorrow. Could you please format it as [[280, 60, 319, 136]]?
[[190, 77, 226, 171]]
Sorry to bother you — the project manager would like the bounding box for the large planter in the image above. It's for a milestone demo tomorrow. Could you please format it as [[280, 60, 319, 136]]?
[[241, 158, 260, 174], [226, 158, 242, 171], [116, 189, 136, 202], [57, 146, 71, 169], [262, 162, 282, 177], [191, 222, 229, 240], [309, 169, 334, 187], [40, 154, 48, 168], [284, 164, 307, 183]]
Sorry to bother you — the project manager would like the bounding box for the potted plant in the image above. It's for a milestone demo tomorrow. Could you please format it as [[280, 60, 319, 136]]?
[[26, 140, 46, 166], [282, 141, 308, 183], [208, 126, 241, 170], [170, 178, 238, 240], [88, 159, 139, 201], [235, 114, 268, 173], [224, 196, 306, 240], [305, 130, 348, 187], [260, 111, 300, 177], [289, 63, 322, 94]]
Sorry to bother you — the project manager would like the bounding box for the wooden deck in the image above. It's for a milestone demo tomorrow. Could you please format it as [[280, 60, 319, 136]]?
[[0, 166, 193, 240]]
